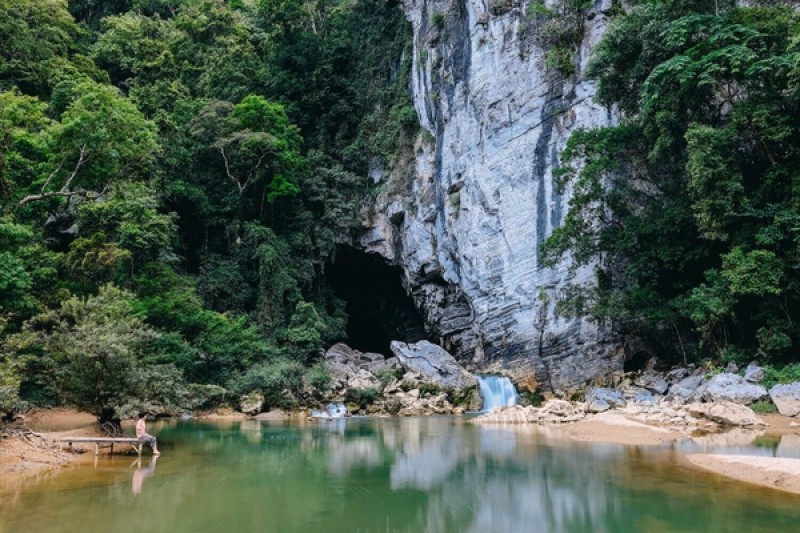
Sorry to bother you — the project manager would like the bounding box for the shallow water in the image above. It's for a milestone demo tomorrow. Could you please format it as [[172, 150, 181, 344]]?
[[2, 417, 799, 533]]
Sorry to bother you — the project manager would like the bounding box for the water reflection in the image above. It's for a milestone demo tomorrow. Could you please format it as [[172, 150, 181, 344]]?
[[3, 418, 800, 533], [131, 457, 158, 496]]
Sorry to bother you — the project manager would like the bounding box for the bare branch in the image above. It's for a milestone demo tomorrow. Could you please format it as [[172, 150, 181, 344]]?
[[19, 145, 89, 206], [218, 145, 246, 194]]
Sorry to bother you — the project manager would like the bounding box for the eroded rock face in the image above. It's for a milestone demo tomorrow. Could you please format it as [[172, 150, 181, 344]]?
[[359, 0, 622, 390]]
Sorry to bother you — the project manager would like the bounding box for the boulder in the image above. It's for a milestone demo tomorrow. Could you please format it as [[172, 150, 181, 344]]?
[[348, 369, 381, 390], [687, 402, 766, 427], [668, 374, 705, 402], [325, 343, 397, 385], [635, 372, 668, 395], [769, 383, 800, 417], [588, 399, 611, 413], [631, 390, 656, 406], [390, 340, 477, 390], [255, 410, 288, 420], [239, 391, 264, 416], [585, 387, 626, 408], [743, 363, 765, 383], [703, 373, 767, 405]]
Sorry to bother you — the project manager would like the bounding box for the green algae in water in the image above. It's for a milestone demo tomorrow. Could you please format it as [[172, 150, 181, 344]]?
[[1, 418, 799, 533]]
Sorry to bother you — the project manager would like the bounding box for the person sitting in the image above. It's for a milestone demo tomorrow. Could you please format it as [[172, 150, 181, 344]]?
[[136, 411, 160, 456]]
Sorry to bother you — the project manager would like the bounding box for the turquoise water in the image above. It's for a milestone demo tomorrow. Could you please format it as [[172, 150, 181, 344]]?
[[2, 417, 799, 532]]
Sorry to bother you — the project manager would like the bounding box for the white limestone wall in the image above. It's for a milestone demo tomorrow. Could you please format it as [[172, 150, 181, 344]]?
[[361, 0, 623, 389]]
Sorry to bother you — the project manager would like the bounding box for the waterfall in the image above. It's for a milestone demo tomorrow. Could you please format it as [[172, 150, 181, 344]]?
[[311, 403, 347, 419], [476, 376, 520, 412]]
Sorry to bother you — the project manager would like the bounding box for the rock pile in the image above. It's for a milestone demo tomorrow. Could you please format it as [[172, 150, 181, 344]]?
[[316, 341, 481, 416], [475, 363, 800, 430]]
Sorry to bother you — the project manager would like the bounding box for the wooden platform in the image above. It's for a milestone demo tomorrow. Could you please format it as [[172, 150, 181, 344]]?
[[57, 436, 145, 456]]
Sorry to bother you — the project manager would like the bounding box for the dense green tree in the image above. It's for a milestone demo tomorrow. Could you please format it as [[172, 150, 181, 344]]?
[[0, 0, 414, 419], [544, 1, 800, 364], [7, 284, 188, 423], [0, 0, 83, 96]]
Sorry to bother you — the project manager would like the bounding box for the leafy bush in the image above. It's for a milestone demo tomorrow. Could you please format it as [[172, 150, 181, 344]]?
[[763, 364, 800, 389], [306, 362, 331, 391], [345, 387, 380, 408], [376, 367, 403, 386], [227, 358, 303, 409], [418, 382, 441, 396]]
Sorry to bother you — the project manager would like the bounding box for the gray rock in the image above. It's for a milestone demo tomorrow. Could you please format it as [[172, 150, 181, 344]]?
[[348, 369, 381, 390], [703, 373, 767, 405], [635, 372, 669, 395], [687, 402, 766, 427], [325, 343, 396, 386], [585, 388, 626, 408], [390, 340, 476, 390], [744, 363, 765, 383], [666, 367, 691, 383], [669, 375, 705, 401], [588, 399, 611, 413], [239, 391, 264, 416], [769, 383, 800, 417], [632, 390, 656, 406], [725, 362, 739, 374]]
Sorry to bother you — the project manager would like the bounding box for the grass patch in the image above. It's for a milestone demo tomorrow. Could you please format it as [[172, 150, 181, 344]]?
[[749, 400, 778, 414]]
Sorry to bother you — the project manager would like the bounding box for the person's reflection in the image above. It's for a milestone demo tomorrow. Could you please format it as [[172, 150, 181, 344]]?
[[131, 456, 158, 496]]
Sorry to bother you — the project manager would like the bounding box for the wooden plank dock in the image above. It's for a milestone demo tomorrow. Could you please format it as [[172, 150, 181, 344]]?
[[57, 437, 144, 456]]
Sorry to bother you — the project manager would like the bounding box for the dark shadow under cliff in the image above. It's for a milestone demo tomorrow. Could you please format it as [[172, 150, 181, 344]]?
[[326, 247, 428, 355]]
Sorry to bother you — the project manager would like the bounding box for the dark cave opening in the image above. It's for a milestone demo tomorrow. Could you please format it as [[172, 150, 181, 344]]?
[[624, 351, 652, 373], [326, 247, 428, 355]]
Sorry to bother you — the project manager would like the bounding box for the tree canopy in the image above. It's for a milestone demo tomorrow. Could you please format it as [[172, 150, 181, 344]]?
[[0, 0, 414, 421], [543, 0, 800, 366]]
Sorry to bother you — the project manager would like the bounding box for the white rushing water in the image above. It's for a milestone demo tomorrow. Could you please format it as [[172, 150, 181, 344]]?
[[311, 403, 347, 418], [476, 376, 520, 412]]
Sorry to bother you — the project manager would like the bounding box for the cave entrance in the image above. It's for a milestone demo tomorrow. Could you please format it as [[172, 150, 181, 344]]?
[[326, 247, 428, 355]]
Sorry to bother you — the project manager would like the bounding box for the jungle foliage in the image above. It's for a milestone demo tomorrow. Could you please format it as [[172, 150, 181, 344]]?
[[543, 0, 800, 368], [0, 0, 415, 422]]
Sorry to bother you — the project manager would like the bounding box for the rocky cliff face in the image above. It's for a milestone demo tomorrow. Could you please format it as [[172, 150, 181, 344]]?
[[358, 0, 623, 390]]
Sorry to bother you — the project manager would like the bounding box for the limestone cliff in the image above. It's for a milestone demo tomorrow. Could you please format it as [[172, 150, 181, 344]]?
[[359, 0, 623, 390]]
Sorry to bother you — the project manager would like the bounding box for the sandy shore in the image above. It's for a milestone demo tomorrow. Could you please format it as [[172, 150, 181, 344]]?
[[549, 411, 800, 495], [686, 454, 800, 495], [0, 409, 105, 493], [554, 412, 685, 446]]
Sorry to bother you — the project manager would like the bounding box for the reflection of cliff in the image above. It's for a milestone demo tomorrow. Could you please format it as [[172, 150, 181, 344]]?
[[336, 418, 624, 531], [389, 419, 471, 489], [326, 436, 382, 476]]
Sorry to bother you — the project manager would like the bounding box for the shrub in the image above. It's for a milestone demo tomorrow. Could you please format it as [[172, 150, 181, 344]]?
[[306, 362, 332, 391], [345, 387, 380, 408], [418, 382, 441, 396], [376, 367, 403, 386], [763, 364, 800, 389], [227, 358, 303, 409]]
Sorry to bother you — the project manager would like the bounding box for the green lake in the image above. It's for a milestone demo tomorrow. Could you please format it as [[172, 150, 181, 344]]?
[[2, 417, 799, 532]]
